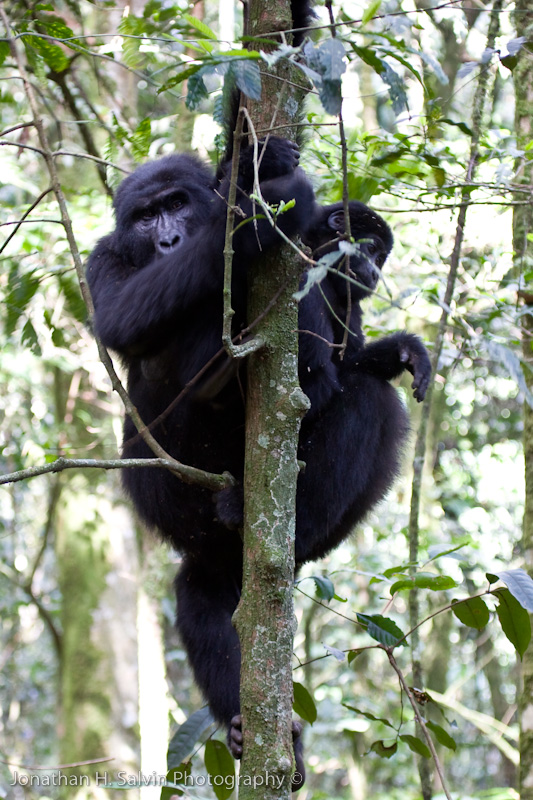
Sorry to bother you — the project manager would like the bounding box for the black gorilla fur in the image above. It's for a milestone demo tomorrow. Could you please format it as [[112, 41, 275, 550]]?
[[87, 136, 431, 789]]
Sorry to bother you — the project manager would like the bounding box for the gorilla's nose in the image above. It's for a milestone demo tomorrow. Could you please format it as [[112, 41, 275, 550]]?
[[157, 235, 180, 253]]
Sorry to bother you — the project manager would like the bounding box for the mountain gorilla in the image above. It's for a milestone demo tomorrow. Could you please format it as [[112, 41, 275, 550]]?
[[87, 133, 431, 788]]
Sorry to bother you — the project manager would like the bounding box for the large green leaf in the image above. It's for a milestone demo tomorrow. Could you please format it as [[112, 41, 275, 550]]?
[[167, 707, 216, 769], [400, 734, 431, 758], [230, 59, 261, 101], [6, 269, 40, 337], [204, 740, 235, 800], [293, 682, 317, 724], [301, 39, 346, 115], [183, 13, 218, 40], [451, 596, 490, 630], [494, 588, 531, 659], [356, 613, 407, 647], [426, 721, 457, 751]]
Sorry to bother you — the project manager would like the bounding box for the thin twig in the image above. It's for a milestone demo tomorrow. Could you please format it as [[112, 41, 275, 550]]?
[[386, 649, 453, 800], [325, 1, 352, 359], [0, 456, 231, 491], [0, 186, 53, 254]]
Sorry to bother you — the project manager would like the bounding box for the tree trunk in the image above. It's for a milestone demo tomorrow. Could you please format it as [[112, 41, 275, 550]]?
[[232, 2, 309, 798]]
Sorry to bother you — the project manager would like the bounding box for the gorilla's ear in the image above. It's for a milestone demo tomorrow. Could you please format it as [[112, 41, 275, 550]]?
[[327, 209, 346, 232]]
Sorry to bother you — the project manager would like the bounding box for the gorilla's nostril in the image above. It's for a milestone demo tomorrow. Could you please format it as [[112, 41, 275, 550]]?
[[159, 235, 180, 251]]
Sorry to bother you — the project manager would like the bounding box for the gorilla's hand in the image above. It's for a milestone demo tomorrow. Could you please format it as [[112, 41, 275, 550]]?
[[399, 340, 432, 402], [238, 137, 300, 186], [215, 485, 244, 530]]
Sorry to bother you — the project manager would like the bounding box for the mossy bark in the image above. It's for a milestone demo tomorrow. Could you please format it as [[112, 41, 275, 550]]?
[[232, 1, 309, 798]]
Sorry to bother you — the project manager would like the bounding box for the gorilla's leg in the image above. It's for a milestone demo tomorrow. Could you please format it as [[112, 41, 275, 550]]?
[[175, 557, 242, 726], [176, 556, 307, 791]]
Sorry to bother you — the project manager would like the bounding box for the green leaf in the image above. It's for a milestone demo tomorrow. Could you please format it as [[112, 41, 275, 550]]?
[[382, 563, 415, 579], [362, 0, 382, 25], [432, 166, 446, 187], [500, 53, 518, 71], [183, 13, 218, 40], [36, 14, 74, 41], [318, 79, 343, 116], [451, 596, 490, 630], [356, 614, 407, 647], [399, 734, 431, 758], [0, 41, 9, 66], [167, 707, 216, 768], [390, 574, 457, 594], [185, 68, 210, 110], [440, 118, 473, 136], [31, 37, 69, 72], [381, 62, 408, 115], [204, 740, 235, 800], [302, 40, 346, 115], [309, 574, 336, 601], [487, 568, 533, 612], [352, 44, 385, 75], [131, 118, 152, 161], [158, 63, 203, 93], [427, 541, 469, 561], [484, 341, 533, 409], [426, 721, 457, 751], [369, 740, 397, 758], [59, 274, 86, 323], [297, 574, 346, 601], [6, 269, 40, 336], [343, 704, 395, 729], [293, 681, 317, 724], [21, 319, 42, 356], [229, 59, 261, 101], [494, 588, 531, 658], [347, 649, 363, 664], [316, 38, 346, 81], [160, 764, 191, 800]]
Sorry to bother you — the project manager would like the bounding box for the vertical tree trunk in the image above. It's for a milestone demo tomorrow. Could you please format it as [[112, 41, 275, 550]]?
[[56, 492, 142, 792], [515, 2, 533, 793], [232, 2, 309, 798]]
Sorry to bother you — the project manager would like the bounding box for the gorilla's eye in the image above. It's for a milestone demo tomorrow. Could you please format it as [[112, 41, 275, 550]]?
[[367, 242, 377, 256], [375, 253, 385, 269], [168, 193, 187, 211], [140, 208, 157, 221]]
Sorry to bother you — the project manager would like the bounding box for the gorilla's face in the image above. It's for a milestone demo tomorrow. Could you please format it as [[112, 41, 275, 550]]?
[[113, 154, 215, 268], [304, 201, 393, 298], [132, 188, 193, 257]]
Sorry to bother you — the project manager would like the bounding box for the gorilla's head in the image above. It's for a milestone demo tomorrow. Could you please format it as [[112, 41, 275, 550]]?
[[113, 154, 216, 268]]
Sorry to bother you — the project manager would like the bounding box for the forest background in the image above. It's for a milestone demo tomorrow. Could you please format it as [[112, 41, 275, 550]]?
[[0, 0, 532, 798]]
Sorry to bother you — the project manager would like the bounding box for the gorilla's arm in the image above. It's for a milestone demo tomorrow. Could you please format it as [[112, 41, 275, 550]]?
[[87, 217, 226, 356], [232, 169, 315, 259], [350, 331, 431, 402]]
